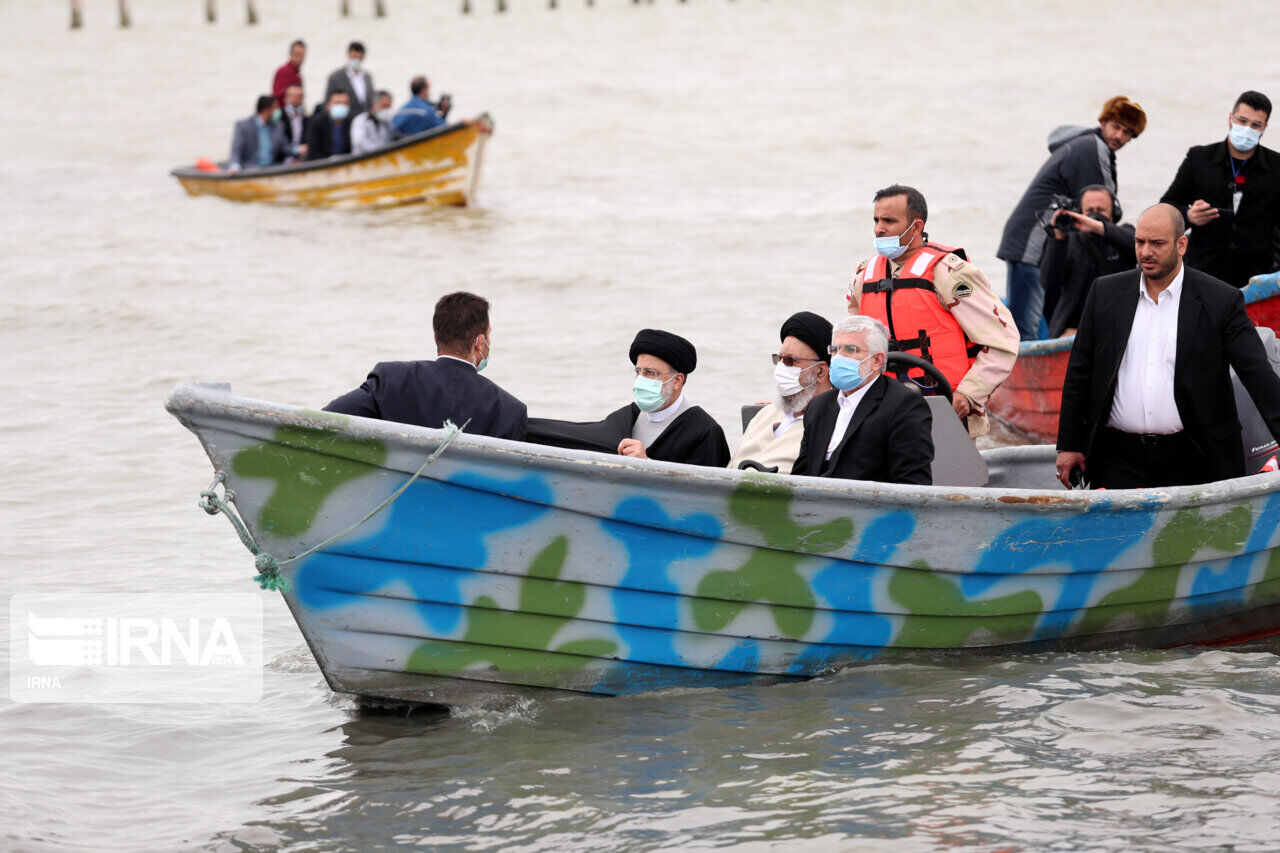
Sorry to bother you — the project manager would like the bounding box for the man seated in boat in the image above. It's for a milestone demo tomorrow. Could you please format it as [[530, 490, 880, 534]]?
[[227, 95, 290, 173], [1056, 204, 1280, 489], [393, 76, 450, 137], [322, 291, 527, 441], [728, 311, 833, 474], [305, 91, 353, 161], [792, 315, 934, 485], [351, 90, 395, 155]]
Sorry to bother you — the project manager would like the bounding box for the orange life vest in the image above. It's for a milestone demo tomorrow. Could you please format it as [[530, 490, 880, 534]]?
[[856, 244, 981, 391]]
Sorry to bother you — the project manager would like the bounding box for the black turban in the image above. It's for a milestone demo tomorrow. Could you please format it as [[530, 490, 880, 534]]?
[[780, 311, 833, 363], [629, 329, 697, 374]]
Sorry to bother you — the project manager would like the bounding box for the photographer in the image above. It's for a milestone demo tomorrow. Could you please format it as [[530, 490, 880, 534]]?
[[1039, 187, 1136, 337]]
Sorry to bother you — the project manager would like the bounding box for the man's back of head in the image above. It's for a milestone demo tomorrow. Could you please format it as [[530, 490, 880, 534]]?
[[434, 292, 490, 358]]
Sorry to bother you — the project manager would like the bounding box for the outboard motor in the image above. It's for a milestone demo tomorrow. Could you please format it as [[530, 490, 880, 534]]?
[[1233, 326, 1280, 472]]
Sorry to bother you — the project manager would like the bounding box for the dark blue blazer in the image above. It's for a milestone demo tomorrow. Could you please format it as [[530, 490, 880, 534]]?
[[324, 357, 527, 441]]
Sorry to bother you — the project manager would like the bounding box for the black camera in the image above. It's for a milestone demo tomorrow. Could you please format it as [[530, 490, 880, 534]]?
[[1037, 193, 1080, 236]]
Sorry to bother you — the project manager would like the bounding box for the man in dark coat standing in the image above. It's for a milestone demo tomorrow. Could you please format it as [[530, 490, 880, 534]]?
[[324, 40, 376, 117], [1056, 204, 1280, 489], [1040, 186, 1136, 337], [324, 291, 527, 441], [792, 314, 934, 485], [998, 96, 1147, 341], [1160, 90, 1280, 288]]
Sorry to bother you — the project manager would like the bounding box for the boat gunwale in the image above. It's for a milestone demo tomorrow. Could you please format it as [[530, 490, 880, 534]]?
[[165, 382, 1280, 515], [168, 120, 479, 182]]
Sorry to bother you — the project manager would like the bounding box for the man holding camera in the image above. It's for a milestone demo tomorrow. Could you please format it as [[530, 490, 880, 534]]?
[[1160, 91, 1280, 288], [1040, 187, 1136, 337], [998, 96, 1148, 340]]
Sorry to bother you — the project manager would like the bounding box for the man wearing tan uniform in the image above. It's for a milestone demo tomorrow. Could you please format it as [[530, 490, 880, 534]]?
[[846, 184, 1019, 437], [729, 311, 833, 474]]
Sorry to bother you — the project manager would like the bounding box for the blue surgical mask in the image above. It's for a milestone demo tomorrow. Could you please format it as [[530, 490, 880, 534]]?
[[330, 103, 350, 121], [874, 220, 918, 260], [632, 375, 670, 412], [476, 336, 489, 372], [829, 354, 873, 392], [1229, 123, 1261, 153], [271, 108, 282, 123]]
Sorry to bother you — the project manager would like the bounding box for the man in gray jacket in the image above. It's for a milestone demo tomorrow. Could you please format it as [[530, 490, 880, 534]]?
[[227, 95, 289, 172], [997, 96, 1147, 340], [324, 40, 375, 117]]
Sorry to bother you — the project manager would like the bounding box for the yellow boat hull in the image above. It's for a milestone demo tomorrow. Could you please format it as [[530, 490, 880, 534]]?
[[171, 120, 489, 209]]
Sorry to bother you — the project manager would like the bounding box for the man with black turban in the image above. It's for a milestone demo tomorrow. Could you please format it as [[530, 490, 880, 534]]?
[[524, 330, 728, 467], [609, 329, 729, 467], [728, 312, 834, 475]]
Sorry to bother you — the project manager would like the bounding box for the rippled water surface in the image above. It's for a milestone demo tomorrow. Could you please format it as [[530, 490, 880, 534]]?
[[4, 0, 1280, 849]]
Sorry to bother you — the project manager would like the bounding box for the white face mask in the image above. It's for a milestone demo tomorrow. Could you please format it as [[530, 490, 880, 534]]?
[[348, 58, 363, 74], [376, 107, 394, 123], [773, 361, 817, 397]]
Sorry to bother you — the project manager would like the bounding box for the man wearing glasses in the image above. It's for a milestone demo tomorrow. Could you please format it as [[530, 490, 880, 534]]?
[[1161, 91, 1280, 287], [792, 315, 934, 485], [610, 329, 730, 467], [729, 312, 833, 474]]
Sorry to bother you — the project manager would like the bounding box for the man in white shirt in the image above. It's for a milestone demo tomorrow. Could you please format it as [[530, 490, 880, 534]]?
[[351, 90, 395, 155], [1057, 203, 1280, 488], [730, 311, 833, 474], [324, 40, 375, 116], [792, 315, 934, 484]]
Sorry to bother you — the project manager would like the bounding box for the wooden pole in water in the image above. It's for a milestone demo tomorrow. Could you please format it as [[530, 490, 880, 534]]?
[[496, 0, 506, 12], [374, 0, 387, 16], [206, 0, 216, 23], [341, 0, 350, 16], [70, 0, 83, 29], [247, 0, 259, 24], [119, 0, 131, 26]]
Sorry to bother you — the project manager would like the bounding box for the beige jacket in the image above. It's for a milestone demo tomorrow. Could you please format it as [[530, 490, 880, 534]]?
[[847, 250, 1019, 436], [727, 402, 805, 474]]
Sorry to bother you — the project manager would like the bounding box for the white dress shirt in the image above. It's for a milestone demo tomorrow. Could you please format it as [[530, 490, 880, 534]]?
[[346, 68, 369, 107], [825, 376, 877, 460], [1107, 266, 1185, 434], [773, 410, 801, 438]]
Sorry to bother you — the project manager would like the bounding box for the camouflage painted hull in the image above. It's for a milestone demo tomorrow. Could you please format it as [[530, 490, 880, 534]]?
[[166, 383, 1280, 708], [170, 120, 488, 208]]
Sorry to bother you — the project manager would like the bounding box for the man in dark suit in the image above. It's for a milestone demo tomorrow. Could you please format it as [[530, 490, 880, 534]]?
[[323, 291, 527, 441], [1056, 204, 1280, 489], [1160, 91, 1280, 287], [324, 40, 376, 117], [278, 83, 309, 162], [792, 314, 934, 485], [305, 91, 352, 161]]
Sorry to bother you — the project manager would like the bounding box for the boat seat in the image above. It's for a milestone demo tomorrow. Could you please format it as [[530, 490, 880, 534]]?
[[1234, 326, 1280, 472]]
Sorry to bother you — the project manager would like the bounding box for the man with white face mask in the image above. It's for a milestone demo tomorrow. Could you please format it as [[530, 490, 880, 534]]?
[[325, 40, 376, 117], [729, 312, 833, 474], [351, 90, 395, 155], [792, 315, 934, 485], [846, 184, 1019, 438], [1161, 90, 1280, 287]]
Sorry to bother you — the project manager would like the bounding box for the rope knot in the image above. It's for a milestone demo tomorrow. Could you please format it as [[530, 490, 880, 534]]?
[[252, 553, 289, 592]]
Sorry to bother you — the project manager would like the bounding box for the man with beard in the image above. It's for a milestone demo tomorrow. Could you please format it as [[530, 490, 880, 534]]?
[[729, 311, 833, 474], [1056, 204, 1280, 489]]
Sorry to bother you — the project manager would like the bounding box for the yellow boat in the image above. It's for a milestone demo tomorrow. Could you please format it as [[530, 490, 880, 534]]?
[[170, 117, 491, 209]]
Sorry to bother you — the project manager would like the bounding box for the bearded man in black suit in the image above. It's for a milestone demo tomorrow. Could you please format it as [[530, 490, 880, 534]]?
[[1056, 204, 1280, 489]]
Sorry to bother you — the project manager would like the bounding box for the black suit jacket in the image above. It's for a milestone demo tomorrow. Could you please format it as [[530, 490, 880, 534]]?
[[1057, 266, 1280, 481], [304, 108, 352, 160], [1160, 141, 1280, 287], [323, 357, 527, 441], [792, 376, 934, 485]]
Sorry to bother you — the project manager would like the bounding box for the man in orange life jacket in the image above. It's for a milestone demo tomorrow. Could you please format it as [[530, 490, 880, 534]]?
[[846, 184, 1020, 437]]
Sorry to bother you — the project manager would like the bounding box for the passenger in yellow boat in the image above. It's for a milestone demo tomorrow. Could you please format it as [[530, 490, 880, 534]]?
[[351, 90, 395, 156], [305, 91, 352, 161], [393, 76, 450, 137], [609, 330, 730, 468], [324, 40, 376, 117], [278, 83, 309, 163], [271, 38, 306, 105], [227, 95, 289, 173], [1056, 204, 1280, 489], [729, 311, 833, 475], [846, 184, 1019, 438], [323, 291, 527, 441], [792, 315, 934, 485]]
